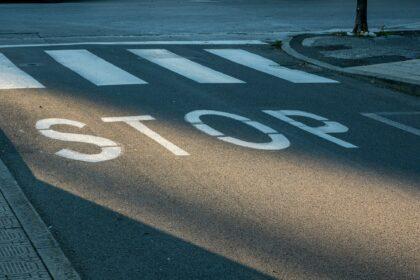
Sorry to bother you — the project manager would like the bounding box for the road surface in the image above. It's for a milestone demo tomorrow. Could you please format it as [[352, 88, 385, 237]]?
[[0, 0, 419, 41], [0, 1, 419, 280]]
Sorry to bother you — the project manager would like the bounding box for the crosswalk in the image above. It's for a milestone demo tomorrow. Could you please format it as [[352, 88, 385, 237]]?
[[0, 53, 45, 89], [46, 49, 147, 86], [129, 49, 244, 84], [0, 48, 339, 89], [206, 49, 338, 84]]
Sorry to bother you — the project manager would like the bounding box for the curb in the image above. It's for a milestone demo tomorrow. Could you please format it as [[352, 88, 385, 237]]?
[[0, 159, 80, 280], [281, 35, 420, 97]]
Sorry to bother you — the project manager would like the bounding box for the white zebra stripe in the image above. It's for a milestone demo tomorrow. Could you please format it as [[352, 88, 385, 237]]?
[[129, 49, 244, 84], [206, 49, 338, 83], [0, 53, 44, 89], [46, 49, 147, 86]]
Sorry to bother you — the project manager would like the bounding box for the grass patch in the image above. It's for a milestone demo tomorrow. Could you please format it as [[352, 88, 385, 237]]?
[[375, 25, 395, 37], [331, 32, 348, 36], [375, 30, 395, 37], [350, 31, 376, 38]]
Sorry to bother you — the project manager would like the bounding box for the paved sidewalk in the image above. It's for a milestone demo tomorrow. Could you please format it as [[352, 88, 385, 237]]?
[[0, 160, 79, 280], [282, 30, 420, 96]]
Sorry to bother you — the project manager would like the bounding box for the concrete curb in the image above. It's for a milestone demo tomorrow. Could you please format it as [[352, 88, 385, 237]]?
[[281, 34, 420, 97], [0, 159, 80, 280]]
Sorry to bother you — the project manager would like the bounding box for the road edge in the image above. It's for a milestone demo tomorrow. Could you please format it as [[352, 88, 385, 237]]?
[[281, 35, 420, 97], [0, 158, 81, 280]]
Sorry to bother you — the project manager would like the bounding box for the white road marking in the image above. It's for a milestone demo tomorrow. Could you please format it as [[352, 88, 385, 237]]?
[[45, 49, 147, 86], [206, 49, 339, 83], [128, 49, 244, 84], [369, 111, 420, 116], [361, 112, 420, 136], [0, 53, 44, 89], [0, 40, 266, 49], [36, 118, 121, 163], [264, 110, 357, 148], [102, 116, 189, 156], [185, 110, 290, 150]]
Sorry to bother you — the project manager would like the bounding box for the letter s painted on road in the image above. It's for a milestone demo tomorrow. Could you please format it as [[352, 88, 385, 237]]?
[[36, 118, 121, 162]]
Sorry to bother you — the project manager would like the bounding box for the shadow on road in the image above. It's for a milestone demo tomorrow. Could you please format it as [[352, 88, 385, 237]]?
[[0, 127, 275, 280], [0, 103, 416, 279], [0, 45, 417, 280]]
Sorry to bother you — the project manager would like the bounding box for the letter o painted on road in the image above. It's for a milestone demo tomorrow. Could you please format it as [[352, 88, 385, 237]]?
[[185, 110, 290, 150]]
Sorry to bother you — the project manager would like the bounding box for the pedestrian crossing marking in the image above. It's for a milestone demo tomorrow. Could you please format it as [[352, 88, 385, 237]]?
[[0, 53, 44, 90], [206, 49, 339, 83], [45, 49, 147, 86], [1, 48, 341, 90], [128, 49, 245, 84]]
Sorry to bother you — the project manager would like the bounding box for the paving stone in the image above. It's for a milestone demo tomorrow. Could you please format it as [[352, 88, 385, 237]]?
[[0, 229, 28, 244]]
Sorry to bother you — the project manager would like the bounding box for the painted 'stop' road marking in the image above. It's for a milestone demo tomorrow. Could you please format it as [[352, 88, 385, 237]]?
[[0, 53, 44, 89], [128, 49, 244, 84], [206, 49, 339, 83], [45, 49, 147, 86]]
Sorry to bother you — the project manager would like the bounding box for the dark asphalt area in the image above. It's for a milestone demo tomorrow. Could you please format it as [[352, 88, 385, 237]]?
[[0, 43, 419, 279], [1, 0, 419, 41]]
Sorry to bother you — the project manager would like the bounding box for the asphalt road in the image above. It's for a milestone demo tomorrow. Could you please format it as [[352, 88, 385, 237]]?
[[0, 41, 419, 279], [0, 0, 419, 279], [0, 0, 419, 41]]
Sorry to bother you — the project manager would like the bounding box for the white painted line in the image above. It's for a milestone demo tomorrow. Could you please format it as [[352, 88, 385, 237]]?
[[128, 49, 244, 84], [206, 49, 339, 83], [45, 49, 147, 86], [0, 53, 44, 89], [372, 111, 420, 116], [0, 40, 267, 49], [102, 116, 189, 156], [361, 113, 420, 136]]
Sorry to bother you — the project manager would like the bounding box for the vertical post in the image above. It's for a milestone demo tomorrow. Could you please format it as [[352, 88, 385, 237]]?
[[353, 0, 368, 34]]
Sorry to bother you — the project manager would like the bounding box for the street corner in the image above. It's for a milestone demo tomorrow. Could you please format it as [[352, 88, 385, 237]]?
[[283, 30, 420, 96], [290, 30, 420, 67]]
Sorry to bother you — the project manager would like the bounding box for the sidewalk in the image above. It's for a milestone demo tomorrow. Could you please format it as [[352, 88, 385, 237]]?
[[0, 159, 79, 279], [282, 30, 420, 96]]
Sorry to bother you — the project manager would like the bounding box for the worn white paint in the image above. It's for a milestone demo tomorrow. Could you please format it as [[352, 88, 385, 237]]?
[[128, 49, 244, 83], [206, 49, 338, 83], [362, 112, 420, 136], [102, 116, 189, 156], [0, 53, 44, 89], [263, 110, 357, 148], [185, 110, 290, 150], [36, 118, 121, 162], [368, 111, 420, 116], [45, 49, 147, 86]]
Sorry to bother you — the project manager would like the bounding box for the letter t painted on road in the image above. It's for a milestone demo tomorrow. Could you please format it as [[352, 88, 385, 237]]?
[[101, 116, 190, 156]]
